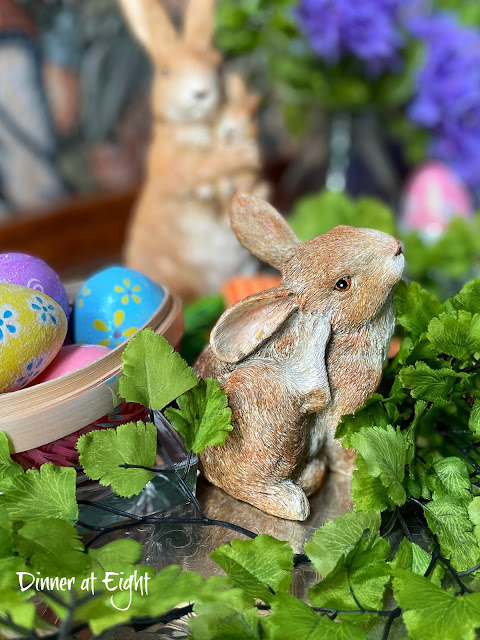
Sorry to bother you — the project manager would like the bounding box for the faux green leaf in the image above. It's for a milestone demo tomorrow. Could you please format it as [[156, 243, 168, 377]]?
[[77, 421, 156, 498], [463, 372, 480, 396], [350, 426, 407, 506], [0, 558, 36, 630], [427, 311, 480, 361], [88, 538, 143, 573], [468, 497, 480, 548], [289, 190, 355, 241], [352, 454, 391, 512], [304, 511, 381, 578], [0, 432, 23, 490], [425, 457, 471, 504], [75, 565, 155, 634], [0, 511, 13, 559], [0, 463, 78, 522], [165, 378, 233, 453], [335, 394, 388, 447], [469, 398, 480, 436], [393, 569, 480, 640], [430, 217, 478, 279], [138, 570, 231, 618], [267, 593, 367, 640], [118, 329, 197, 410], [395, 280, 444, 341], [423, 497, 480, 571], [180, 293, 225, 364], [308, 536, 391, 613], [74, 540, 154, 634], [15, 519, 90, 577], [403, 337, 439, 369], [390, 538, 443, 586], [190, 588, 260, 640], [288, 190, 395, 242], [446, 278, 480, 315], [404, 400, 428, 465], [399, 361, 463, 403], [210, 534, 293, 604], [354, 197, 397, 236]]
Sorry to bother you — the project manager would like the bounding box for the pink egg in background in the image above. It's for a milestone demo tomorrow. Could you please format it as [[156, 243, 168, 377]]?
[[32, 344, 111, 385], [0, 252, 70, 320], [400, 161, 474, 241]]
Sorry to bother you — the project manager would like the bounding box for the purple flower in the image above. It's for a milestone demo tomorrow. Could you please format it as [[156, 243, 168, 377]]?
[[408, 13, 480, 191], [295, 0, 424, 74]]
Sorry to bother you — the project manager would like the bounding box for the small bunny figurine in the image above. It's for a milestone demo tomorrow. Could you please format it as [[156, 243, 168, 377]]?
[[118, 0, 261, 302], [213, 73, 269, 206], [195, 193, 405, 521]]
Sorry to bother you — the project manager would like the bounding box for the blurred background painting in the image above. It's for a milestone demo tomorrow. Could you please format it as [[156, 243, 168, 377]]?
[[0, 0, 153, 217]]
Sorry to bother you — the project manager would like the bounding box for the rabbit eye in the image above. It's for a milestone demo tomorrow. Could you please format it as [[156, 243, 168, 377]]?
[[334, 277, 351, 291]]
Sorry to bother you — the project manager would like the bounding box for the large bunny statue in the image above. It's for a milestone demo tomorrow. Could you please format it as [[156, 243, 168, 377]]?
[[195, 193, 405, 521], [118, 0, 263, 303]]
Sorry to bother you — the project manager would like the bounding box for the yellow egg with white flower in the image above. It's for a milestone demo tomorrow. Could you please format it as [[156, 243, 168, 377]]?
[[0, 283, 68, 392]]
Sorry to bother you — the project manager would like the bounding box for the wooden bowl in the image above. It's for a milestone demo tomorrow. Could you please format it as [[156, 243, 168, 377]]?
[[0, 285, 183, 453]]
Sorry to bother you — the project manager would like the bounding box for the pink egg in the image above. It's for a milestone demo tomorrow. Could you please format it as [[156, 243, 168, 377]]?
[[32, 344, 111, 384], [400, 162, 473, 241]]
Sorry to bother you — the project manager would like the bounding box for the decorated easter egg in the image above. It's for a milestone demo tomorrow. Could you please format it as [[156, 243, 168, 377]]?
[[400, 162, 473, 241], [0, 284, 68, 392], [73, 266, 164, 347], [0, 253, 70, 319], [32, 344, 111, 384]]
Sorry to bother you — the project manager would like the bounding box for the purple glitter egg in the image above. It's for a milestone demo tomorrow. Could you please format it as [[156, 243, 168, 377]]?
[[0, 253, 70, 320]]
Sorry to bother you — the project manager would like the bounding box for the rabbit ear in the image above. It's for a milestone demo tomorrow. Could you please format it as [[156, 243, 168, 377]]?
[[225, 74, 261, 111], [247, 92, 261, 113], [184, 0, 215, 50], [230, 193, 300, 271], [118, 0, 177, 53], [225, 73, 247, 101], [211, 288, 299, 363]]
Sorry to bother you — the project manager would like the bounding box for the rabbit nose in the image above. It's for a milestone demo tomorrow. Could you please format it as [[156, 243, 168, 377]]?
[[194, 89, 208, 100], [394, 241, 403, 256]]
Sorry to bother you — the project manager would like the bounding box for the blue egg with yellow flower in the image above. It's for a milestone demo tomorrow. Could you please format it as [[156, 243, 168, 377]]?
[[73, 266, 164, 348]]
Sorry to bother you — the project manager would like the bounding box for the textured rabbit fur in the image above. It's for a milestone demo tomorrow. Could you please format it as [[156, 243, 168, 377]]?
[[118, 0, 262, 302], [194, 193, 405, 521]]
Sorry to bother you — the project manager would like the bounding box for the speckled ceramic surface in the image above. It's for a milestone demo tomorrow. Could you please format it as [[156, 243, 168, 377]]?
[[0, 253, 70, 319], [0, 283, 68, 392], [73, 266, 165, 348]]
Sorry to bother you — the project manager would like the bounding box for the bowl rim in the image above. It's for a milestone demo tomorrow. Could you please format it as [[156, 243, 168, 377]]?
[[0, 287, 184, 452]]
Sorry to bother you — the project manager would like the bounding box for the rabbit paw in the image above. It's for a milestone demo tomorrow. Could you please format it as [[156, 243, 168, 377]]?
[[257, 481, 310, 521]]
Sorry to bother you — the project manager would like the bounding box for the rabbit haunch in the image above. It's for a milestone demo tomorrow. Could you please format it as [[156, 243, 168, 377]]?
[[118, 0, 264, 302], [194, 193, 404, 521]]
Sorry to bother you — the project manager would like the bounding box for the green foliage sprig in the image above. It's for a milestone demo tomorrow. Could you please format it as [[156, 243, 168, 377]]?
[[3, 281, 480, 638]]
